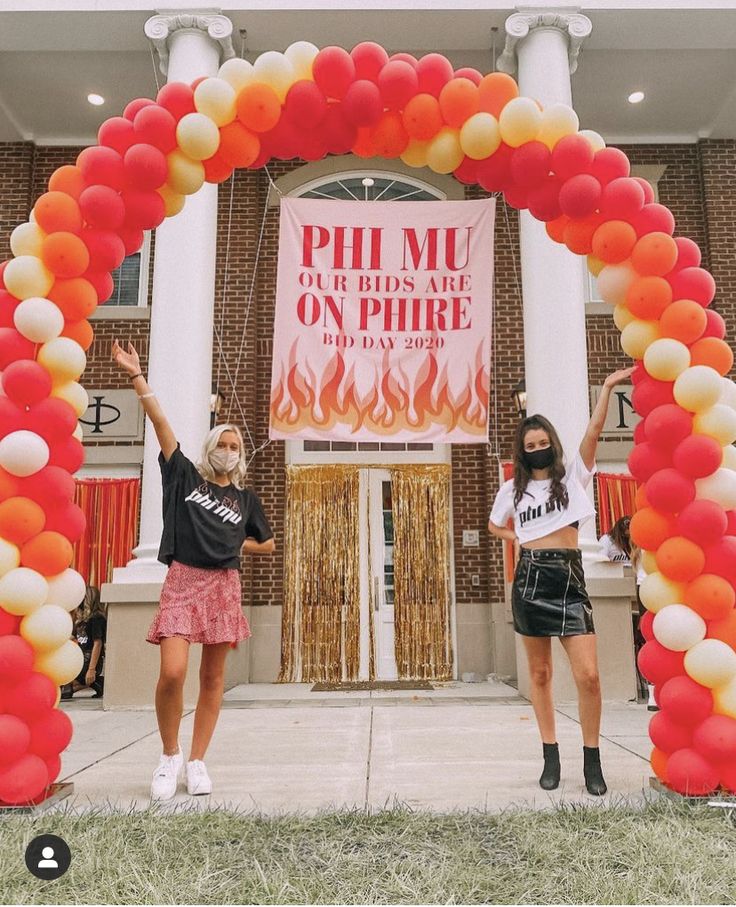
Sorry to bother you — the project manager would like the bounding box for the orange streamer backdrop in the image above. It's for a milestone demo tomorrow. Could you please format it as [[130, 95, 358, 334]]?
[[72, 478, 140, 587]]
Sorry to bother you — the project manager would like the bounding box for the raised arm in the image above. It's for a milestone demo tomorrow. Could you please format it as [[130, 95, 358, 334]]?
[[112, 340, 177, 461], [579, 366, 636, 470]]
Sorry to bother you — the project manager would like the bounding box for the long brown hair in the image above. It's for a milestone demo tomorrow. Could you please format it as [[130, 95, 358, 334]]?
[[609, 516, 632, 557], [512, 414, 569, 511]]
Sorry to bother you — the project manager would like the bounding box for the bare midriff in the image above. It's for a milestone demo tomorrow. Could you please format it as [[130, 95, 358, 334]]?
[[521, 525, 579, 550]]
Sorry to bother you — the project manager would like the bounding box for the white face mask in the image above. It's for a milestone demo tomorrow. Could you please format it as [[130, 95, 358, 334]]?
[[208, 448, 239, 475]]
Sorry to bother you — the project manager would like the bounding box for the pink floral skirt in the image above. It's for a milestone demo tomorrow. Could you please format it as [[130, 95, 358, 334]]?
[[146, 561, 251, 646]]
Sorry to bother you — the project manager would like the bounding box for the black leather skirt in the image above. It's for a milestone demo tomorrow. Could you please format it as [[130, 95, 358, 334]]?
[[512, 548, 595, 637]]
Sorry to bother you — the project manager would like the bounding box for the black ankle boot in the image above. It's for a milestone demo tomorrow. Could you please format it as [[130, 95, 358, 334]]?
[[539, 742, 560, 790], [583, 746, 607, 796]]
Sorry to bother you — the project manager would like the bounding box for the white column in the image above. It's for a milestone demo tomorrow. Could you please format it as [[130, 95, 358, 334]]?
[[498, 10, 607, 564], [113, 13, 234, 582]]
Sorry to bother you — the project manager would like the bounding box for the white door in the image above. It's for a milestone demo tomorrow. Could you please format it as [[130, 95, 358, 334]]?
[[368, 469, 398, 680]]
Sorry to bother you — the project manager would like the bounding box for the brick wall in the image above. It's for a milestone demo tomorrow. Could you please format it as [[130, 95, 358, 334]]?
[[2, 140, 734, 612]]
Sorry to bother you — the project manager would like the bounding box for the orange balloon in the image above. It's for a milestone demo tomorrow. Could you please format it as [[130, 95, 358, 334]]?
[[47, 277, 98, 321], [33, 192, 82, 235], [41, 232, 90, 279], [20, 530, 73, 576], [477, 72, 519, 118], [0, 497, 46, 546], [439, 78, 479, 128], [235, 83, 281, 133], [655, 536, 705, 583], [402, 94, 443, 141], [351, 126, 375, 159], [659, 299, 707, 344], [707, 609, 736, 649], [370, 112, 409, 158], [61, 318, 94, 351], [626, 276, 673, 320], [630, 507, 676, 551], [202, 151, 234, 185], [591, 220, 637, 264], [218, 121, 260, 168], [48, 165, 87, 200], [563, 217, 601, 256], [651, 747, 669, 783], [635, 484, 649, 509], [631, 232, 678, 277], [689, 337, 734, 376], [0, 468, 20, 503], [546, 215, 569, 244], [684, 574, 736, 621]]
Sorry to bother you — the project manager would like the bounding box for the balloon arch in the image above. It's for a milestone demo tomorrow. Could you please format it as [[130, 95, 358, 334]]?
[[0, 41, 735, 804]]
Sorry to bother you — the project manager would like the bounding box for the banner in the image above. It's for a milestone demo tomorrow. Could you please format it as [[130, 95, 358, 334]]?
[[269, 197, 495, 444]]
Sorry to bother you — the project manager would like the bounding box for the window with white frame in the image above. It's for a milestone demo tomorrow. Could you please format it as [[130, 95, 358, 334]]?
[[92, 232, 152, 314]]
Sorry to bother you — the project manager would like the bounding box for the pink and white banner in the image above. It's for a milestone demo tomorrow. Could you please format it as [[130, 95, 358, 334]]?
[[269, 197, 495, 443]]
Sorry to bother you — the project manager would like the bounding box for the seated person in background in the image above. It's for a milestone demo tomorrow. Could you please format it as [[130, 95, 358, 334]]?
[[598, 515, 632, 564], [61, 586, 106, 699]]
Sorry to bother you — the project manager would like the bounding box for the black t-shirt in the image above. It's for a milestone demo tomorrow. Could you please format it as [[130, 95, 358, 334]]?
[[75, 613, 106, 655], [157, 446, 273, 570]]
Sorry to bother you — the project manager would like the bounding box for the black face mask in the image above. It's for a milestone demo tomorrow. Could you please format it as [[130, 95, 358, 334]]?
[[524, 447, 555, 470]]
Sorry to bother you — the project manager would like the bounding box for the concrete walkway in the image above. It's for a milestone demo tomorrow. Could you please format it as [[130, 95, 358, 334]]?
[[55, 681, 655, 813]]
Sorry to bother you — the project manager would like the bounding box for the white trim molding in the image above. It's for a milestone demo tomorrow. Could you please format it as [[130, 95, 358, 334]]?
[[497, 8, 593, 76]]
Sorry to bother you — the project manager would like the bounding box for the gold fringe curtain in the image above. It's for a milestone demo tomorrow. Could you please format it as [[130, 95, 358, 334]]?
[[596, 472, 638, 536], [390, 465, 453, 680], [279, 465, 360, 683]]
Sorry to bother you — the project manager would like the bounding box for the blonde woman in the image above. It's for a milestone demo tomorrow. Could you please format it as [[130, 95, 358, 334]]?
[[112, 341, 275, 800]]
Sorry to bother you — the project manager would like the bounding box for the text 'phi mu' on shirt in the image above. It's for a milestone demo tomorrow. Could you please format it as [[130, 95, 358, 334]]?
[[489, 452, 596, 545], [157, 445, 273, 570]]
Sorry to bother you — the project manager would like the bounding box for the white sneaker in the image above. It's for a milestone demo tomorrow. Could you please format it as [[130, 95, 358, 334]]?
[[186, 760, 212, 796], [150, 749, 183, 801]]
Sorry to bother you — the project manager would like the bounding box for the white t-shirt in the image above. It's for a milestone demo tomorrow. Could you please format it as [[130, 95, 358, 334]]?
[[489, 452, 596, 545], [598, 534, 631, 565]]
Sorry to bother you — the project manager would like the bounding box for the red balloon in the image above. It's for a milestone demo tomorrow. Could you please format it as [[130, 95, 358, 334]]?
[[510, 142, 551, 189], [677, 499, 727, 546], [631, 376, 675, 417], [668, 267, 716, 308], [121, 188, 166, 230], [2, 361, 52, 407], [83, 270, 114, 304], [0, 636, 34, 681], [78, 185, 126, 231], [28, 397, 77, 444], [133, 104, 179, 154], [123, 143, 168, 191], [649, 709, 693, 754], [633, 420, 647, 445], [0, 290, 19, 328], [378, 60, 419, 110], [692, 714, 736, 764], [20, 464, 75, 506], [47, 436, 84, 474], [342, 80, 383, 128], [672, 237, 701, 271], [0, 609, 21, 636], [77, 146, 125, 190], [703, 536, 736, 587], [666, 747, 719, 796], [454, 67, 483, 86], [527, 178, 562, 222], [4, 672, 57, 720], [703, 309, 726, 340], [503, 185, 528, 211], [645, 468, 695, 513], [633, 203, 675, 238], [659, 675, 713, 726], [284, 81, 328, 129], [45, 754, 61, 786], [0, 327, 35, 370], [299, 132, 329, 162], [0, 714, 30, 765], [97, 116, 135, 154], [726, 510, 736, 536], [82, 228, 126, 273], [261, 115, 301, 161], [156, 82, 196, 122], [416, 53, 454, 97], [117, 226, 144, 257], [313, 47, 356, 100], [44, 500, 86, 543], [672, 434, 723, 479], [639, 609, 655, 641], [0, 397, 26, 437], [628, 442, 672, 483], [550, 134, 594, 180], [321, 104, 358, 154], [631, 176, 655, 204], [0, 753, 49, 805], [590, 147, 630, 185], [453, 156, 480, 186], [558, 174, 601, 219], [28, 709, 73, 760], [476, 144, 514, 192], [350, 42, 389, 81], [644, 404, 692, 449], [389, 52, 418, 69], [123, 97, 155, 121], [600, 177, 645, 219], [637, 640, 685, 686]]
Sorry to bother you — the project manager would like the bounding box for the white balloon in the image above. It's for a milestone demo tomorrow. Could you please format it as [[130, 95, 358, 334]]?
[[0, 538, 20, 579], [684, 638, 736, 689], [20, 604, 73, 652], [45, 568, 87, 611], [37, 337, 87, 384], [596, 262, 637, 307], [0, 430, 49, 477], [580, 129, 606, 152], [652, 604, 706, 652], [695, 468, 736, 509], [722, 445, 736, 471], [10, 221, 45, 257], [218, 57, 255, 92], [0, 566, 48, 616], [13, 296, 64, 343], [284, 41, 319, 80], [720, 378, 736, 411]]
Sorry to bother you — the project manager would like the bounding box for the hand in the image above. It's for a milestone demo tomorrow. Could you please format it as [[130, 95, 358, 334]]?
[[603, 366, 636, 389], [112, 340, 141, 377], [85, 668, 96, 686]]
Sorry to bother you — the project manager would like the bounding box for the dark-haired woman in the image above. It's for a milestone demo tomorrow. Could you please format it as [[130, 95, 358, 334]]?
[[599, 515, 633, 564], [488, 368, 633, 796]]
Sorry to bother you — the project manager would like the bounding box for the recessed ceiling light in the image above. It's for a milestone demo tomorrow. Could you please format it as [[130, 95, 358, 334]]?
[[628, 91, 645, 104], [87, 93, 105, 106]]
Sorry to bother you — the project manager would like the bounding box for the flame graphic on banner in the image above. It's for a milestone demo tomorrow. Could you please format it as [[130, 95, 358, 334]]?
[[270, 338, 490, 441]]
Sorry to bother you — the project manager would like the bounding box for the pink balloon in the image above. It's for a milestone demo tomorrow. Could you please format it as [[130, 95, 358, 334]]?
[[454, 67, 482, 86]]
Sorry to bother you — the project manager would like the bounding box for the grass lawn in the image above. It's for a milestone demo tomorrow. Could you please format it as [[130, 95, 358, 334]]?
[[1, 799, 734, 905]]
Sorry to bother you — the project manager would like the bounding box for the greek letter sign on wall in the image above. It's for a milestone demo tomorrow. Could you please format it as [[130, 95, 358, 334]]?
[[269, 198, 495, 443]]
